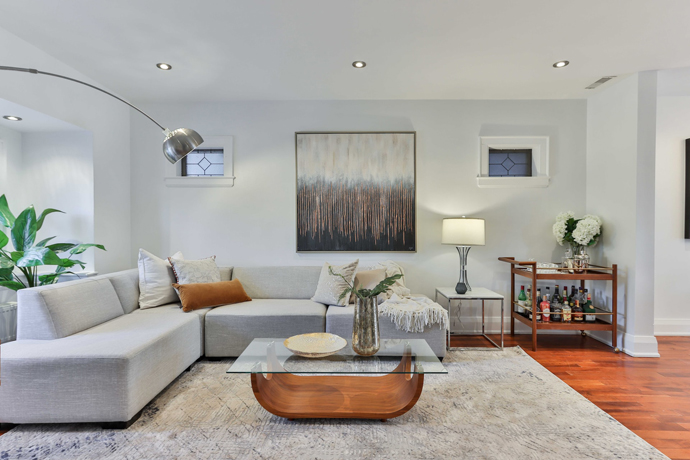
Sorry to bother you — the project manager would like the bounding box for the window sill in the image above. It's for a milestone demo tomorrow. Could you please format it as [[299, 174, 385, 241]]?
[[164, 177, 236, 188], [476, 176, 550, 188]]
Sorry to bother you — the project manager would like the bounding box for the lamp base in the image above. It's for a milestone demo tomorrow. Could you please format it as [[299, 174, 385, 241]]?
[[455, 282, 469, 295]]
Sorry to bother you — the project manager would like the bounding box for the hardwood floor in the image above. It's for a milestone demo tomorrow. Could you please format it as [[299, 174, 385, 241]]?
[[450, 334, 690, 460], [0, 336, 687, 459]]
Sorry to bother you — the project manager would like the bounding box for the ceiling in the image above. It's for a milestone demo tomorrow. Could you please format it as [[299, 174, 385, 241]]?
[[1, 0, 690, 102], [0, 98, 84, 132]]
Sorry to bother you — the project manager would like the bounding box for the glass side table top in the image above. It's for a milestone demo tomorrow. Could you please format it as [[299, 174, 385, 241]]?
[[226, 338, 447, 375]]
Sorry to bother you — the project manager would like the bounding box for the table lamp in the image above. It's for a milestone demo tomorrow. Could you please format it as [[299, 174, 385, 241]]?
[[442, 217, 486, 294]]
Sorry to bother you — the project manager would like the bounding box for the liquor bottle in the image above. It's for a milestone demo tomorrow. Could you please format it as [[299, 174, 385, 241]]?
[[578, 288, 586, 305], [584, 292, 596, 322], [562, 286, 568, 304], [526, 288, 532, 317], [573, 300, 584, 322], [540, 294, 551, 323], [517, 286, 527, 315], [535, 289, 542, 321], [562, 302, 572, 323], [551, 284, 562, 322], [570, 285, 577, 303]]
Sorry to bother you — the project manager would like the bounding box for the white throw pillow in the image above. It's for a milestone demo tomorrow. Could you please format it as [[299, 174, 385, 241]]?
[[138, 249, 184, 309], [168, 256, 221, 285], [311, 260, 359, 306]]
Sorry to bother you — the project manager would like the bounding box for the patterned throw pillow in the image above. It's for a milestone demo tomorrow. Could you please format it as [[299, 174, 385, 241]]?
[[168, 256, 221, 286], [311, 260, 359, 306]]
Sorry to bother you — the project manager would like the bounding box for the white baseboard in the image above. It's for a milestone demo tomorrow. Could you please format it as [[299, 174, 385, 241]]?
[[654, 318, 690, 336], [586, 330, 660, 357], [447, 315, 580, 335]]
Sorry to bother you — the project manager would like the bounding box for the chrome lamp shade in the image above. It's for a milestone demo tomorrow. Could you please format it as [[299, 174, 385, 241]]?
[[163, 128, 204, 164], [442, 217, 486, 294]]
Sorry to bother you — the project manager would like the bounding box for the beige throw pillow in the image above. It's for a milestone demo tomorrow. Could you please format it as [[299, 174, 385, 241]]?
[[311, 260, 359, 306], [138, 249, 184, 309], [349, 268, 387, 304], [168, 256, 221, 286]]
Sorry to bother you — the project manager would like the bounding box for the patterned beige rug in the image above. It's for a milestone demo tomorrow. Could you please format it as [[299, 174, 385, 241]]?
[[0, 347, 668, 460]]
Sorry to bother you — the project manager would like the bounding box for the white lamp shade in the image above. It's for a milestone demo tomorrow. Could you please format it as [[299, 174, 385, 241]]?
[[442, 218, 486, 246]]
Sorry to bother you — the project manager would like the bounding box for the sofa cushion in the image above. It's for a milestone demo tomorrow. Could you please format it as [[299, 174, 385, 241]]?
[[231, 266, 321, 299], [205, 299, 326, 357], [326, 304, 447, 358], [91, 269, 140, 314], [17, 279, 125, 340], [0, 308, 202, 424]]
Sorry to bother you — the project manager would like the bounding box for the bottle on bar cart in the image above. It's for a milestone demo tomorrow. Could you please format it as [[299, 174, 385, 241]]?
[[562, 301, 572, 323], [570, 285, 577, 303], [562, 286, 569, 305], [517, 285, 527, 315], [573, 300, 584, 322], [526, 288, 532, 318], [584, 291, 596, 322], [540, 294, 551, 322], [551, 284, 562, 322], [534, 289, 542, 321]]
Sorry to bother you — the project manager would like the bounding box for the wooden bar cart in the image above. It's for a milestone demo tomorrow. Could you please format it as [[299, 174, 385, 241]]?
[[498, 257, 619, 353]]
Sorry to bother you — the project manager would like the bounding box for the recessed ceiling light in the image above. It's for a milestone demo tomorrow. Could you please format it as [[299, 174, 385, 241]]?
[[352, 61, 366, 68], [3, 115, 22, 121], [553, 60, 570, 68], [156, 63, 172, 70]]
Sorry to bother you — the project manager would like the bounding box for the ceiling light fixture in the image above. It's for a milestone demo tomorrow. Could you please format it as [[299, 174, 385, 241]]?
[[0, 65, 203, 164], [552, 60, 570, 68], [352, 61, 366, 68], [2, 115, 22, 121], [156, 63, 172, 70]]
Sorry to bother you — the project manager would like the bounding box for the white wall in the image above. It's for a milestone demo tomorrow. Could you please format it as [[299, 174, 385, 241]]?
[[0, 125, 22, 304], [21, 132, 95, 268], [0, 27, 131, 273], [586, 72, 659, 357], [654, 67, 690, 335], [131, 99, 587, 331]]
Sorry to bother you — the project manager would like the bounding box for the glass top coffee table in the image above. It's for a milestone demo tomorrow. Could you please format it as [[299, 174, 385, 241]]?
[[227, 338, 446, 420]]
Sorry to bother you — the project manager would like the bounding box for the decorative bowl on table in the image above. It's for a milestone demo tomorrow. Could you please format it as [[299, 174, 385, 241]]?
[[284, 333, 347, 358]]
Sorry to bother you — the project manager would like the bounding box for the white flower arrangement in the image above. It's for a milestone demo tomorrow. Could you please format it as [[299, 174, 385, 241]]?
[[552, 212, 602, 248]]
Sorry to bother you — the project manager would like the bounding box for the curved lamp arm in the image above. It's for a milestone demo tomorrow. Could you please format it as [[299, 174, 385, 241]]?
[[0, 65, 203, 164]]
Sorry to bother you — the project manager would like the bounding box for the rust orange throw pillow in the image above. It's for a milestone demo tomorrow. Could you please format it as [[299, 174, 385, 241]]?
[[172, 279, 252, 312]]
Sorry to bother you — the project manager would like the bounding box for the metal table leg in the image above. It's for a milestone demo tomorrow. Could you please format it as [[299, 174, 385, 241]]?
[[481, 299, 503, 350]]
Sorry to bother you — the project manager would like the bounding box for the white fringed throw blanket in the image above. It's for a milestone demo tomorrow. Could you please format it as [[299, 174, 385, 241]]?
[[379, 294, 449, 333], [374, 261, 449, 333]]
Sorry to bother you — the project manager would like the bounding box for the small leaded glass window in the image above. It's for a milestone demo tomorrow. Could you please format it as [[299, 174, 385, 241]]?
[[488, 148, 533, 177], [181, 149, 224, 176]]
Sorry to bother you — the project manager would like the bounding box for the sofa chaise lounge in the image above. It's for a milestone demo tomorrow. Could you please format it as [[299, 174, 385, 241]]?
[[0, 265, 446, 427]]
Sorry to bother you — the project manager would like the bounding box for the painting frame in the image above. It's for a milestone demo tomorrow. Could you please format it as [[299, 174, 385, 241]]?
[[295, 131, 417, 253]]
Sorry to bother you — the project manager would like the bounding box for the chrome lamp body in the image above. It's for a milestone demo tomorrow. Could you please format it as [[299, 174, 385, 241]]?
[[455, 246, 472, 294]]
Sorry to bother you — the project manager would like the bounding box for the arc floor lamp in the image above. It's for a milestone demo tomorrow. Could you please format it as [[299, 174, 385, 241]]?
[[0, 65, 203, 164]]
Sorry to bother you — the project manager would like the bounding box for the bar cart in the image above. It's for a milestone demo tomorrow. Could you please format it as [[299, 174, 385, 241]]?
[[498, 257, 619, 353]]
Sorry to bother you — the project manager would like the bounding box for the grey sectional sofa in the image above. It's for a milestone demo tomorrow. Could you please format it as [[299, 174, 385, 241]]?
[[0, 265, 446, 427]]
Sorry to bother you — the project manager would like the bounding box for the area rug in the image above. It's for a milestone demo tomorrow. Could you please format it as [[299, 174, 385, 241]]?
[[0, 347, 668, 460]]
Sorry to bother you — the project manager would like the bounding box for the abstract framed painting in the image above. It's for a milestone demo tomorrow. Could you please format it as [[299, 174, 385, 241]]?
[[296, 132, 416, 252]]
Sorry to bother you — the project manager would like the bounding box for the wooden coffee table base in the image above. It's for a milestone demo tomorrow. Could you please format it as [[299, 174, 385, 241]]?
[[250, 346, 424, 420]]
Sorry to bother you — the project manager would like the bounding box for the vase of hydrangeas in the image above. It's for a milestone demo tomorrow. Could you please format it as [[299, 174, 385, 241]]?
[[552, 212, 602, 272]]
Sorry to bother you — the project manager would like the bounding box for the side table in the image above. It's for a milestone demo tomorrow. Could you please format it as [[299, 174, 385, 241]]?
[[434, 287, 505, 350]]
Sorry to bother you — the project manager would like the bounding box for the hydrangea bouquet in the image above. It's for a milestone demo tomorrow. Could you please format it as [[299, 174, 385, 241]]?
[[552, 211, 602, 253]]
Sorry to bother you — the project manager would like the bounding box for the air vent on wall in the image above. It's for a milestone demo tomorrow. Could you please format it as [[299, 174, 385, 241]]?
[[586, 76, 616, 90]]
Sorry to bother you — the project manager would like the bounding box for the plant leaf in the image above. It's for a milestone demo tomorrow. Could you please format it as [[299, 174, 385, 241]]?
[[36, 208, 63, 231], [16, 247, 62, 267], [0, 280, 25, 291], [370, 274, 403, 297], [10, 206, 37, 251], [69, 243, 106, 255], [58, 258, 85, 269], [47, 243, 77, 253], [0, 266, 13, 281], [10, 251, 23, 263], [0, 195, 15, 228], [0, 231, 8, 249], [36, 236, 56, 248]]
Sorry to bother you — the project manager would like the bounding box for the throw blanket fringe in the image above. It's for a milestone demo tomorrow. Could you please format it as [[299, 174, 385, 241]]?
[[379, 294, 449, 333]]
